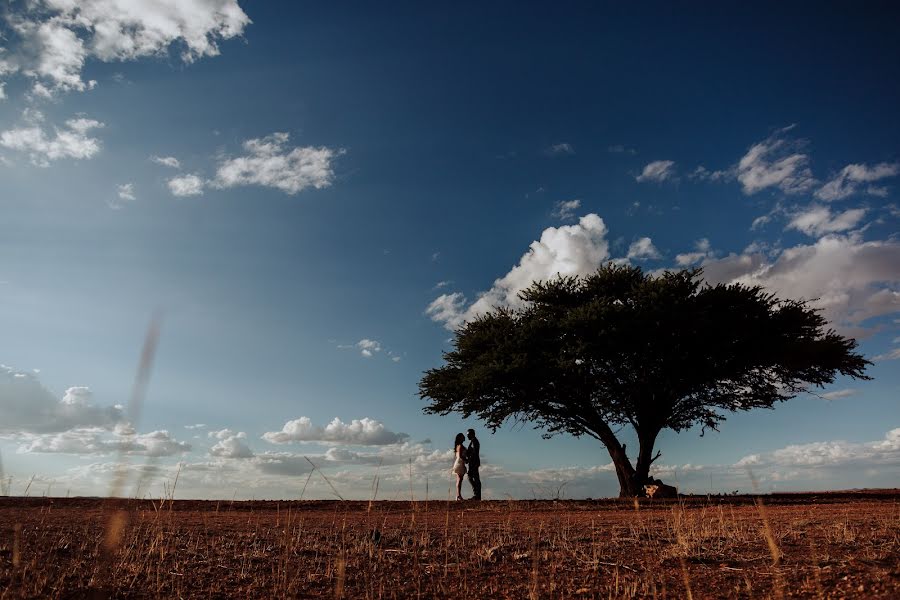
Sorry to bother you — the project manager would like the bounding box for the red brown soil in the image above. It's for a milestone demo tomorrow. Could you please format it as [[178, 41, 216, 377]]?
[[1, 491, 898, 598]]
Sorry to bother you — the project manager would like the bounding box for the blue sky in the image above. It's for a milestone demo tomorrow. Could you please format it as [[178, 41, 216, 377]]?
[[1, 1, 898, 500]]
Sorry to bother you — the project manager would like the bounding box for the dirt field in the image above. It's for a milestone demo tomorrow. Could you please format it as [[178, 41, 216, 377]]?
[[1, 491, 898, 598]]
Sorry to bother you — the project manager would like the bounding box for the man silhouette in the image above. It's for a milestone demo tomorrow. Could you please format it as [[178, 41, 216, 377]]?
[[466, 428, 481, 500]]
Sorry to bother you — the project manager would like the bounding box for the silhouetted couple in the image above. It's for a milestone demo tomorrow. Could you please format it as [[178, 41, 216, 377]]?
[[451, 429, 481, 501]]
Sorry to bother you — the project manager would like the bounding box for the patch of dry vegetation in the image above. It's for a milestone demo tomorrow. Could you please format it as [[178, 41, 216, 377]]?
[[0, 493, 898, 598]]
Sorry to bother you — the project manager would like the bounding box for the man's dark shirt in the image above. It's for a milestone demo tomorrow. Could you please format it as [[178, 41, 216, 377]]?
[[467, 438, 480, 468]]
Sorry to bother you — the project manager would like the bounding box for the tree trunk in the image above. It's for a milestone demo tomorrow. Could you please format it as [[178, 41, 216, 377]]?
[[605, 440, 640, 498], [602, 428, 661, 498], [634, 428, 661, 490], [591, 417, 656, 497]]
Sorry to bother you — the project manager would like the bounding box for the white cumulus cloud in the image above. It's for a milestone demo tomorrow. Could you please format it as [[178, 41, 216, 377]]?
[[356, 339, 381, 358], [262, 416, 410, 446], [700, 234, 900, 336], [17, 428, 191, 457], [2, 0, 250, 97], [0, 116, 103, 166], [735, 428, 900, 470], [626, 237, 661, 260], [213, 132, 340, 194], [167, 173, 205, 196], [0, 366, 124, 434], [427, 214, 611, 330], [209, 430, 253, 458]]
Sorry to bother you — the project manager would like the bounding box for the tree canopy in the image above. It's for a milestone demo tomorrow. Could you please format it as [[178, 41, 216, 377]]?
[[420, 265, 871, 497]]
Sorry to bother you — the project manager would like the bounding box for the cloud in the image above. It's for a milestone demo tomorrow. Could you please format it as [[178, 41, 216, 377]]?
[[699, 234, 900, 336], [0, 366, 124, 434], [607, 144, 636, 155], [0, 116, 103, 166], [167, 173, 205, 196], [736, 129, 816, 195], [337, 339, 384, 357], [815, 162, 900, 201], [124, 430, 193, 456], [2, 0, 251, 97], [872, 347, 900, 361], [546, 142, 574, 155], [626, 237, 661, 261], [735, 428, 900, 470], [18, 429, 191, 457], [213, 133, 340, 194], [356, 339, 381, 357], [425, 293, 468, 331], [635, 160, 676, 183], [551, 199, 581, 220], [426, 214, 611, 330], [819, 388, 858, 401], [208, 430, 253, 458], [690, 165, 732, 182], [151, 155, 181, 169], [674, 238, 712, 266], [262, 417, 410, 446], [107, 182, 136, 208], [116, 183, 135, 202], [786, 204, 867, 237]]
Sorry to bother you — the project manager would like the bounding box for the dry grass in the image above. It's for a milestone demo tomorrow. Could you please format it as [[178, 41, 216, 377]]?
[[0, 493, 898, 598]]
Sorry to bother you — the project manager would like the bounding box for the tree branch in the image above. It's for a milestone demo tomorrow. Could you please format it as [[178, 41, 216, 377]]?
[[648, 450, 662, 465]]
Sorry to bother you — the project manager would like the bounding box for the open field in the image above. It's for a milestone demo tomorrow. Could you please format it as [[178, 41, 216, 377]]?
[[1, 491, 898, 598]]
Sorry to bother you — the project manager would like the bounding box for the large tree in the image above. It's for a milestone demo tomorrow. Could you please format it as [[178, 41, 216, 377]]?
[[420, 265, 871, 497]]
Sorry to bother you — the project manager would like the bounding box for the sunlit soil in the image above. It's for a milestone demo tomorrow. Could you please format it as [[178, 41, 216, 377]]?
[[1, 492, 898, 598]]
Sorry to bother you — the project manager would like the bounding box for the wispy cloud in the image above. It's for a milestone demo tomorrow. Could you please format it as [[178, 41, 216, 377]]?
[[635, 160, 676, 183], [786, 204, 867, 237], [819, 388, 858, 401], [151, 155, 181, 169], [736, 127, 816, 195], [815, 162, 900, 201], [551, 199, 581, 220], [545, 142, 574, 156], [607, 144, 636, 155], [675, 238, 712, 266]]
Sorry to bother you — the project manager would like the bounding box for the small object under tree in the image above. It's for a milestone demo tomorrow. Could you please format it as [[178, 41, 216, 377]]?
[[420, 265, 871, 497]]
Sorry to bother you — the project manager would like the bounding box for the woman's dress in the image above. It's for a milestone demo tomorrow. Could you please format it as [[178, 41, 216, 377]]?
[[451, 446, 467, 476]]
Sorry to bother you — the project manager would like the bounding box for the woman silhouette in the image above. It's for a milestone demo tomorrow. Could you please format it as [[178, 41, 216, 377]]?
[[451, 432, 468, 501]]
